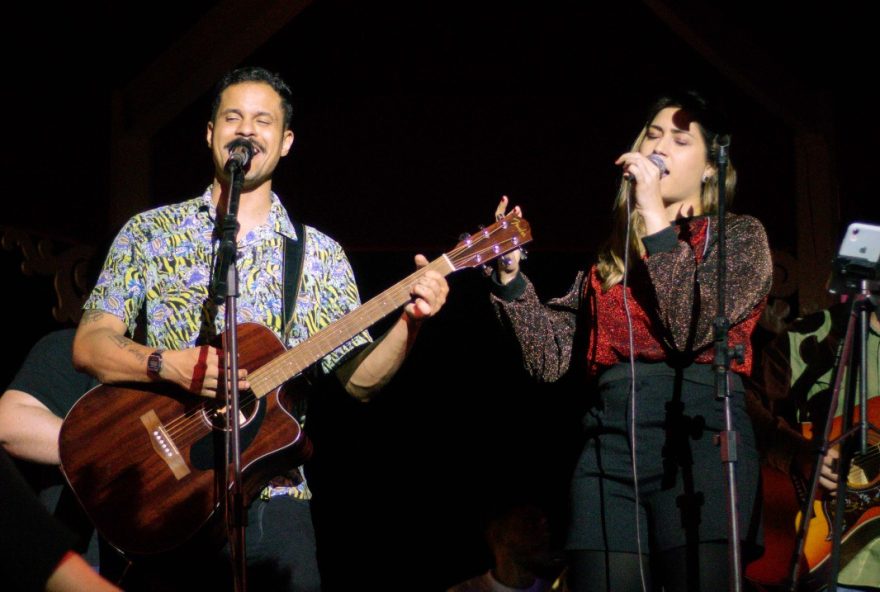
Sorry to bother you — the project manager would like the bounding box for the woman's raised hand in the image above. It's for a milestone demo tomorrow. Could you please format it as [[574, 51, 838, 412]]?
[[494, 195, 523, 285]]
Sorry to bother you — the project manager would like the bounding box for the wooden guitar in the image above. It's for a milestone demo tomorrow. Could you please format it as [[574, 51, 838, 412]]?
[[59, 213, 532, 556], [795, 398, 880, 589], [746, 398, 880, 591]]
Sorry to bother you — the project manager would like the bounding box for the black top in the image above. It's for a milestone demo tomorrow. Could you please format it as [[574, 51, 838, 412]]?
[[6, 329, 98, 417], [4, 329, 100, 562]]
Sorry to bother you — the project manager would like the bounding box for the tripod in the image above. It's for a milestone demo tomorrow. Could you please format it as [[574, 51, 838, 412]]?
[[789, 278, 879, 591]]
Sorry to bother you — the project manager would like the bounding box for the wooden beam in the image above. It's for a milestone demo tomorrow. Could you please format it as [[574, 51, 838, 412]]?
[[109, 0, 313, 228]]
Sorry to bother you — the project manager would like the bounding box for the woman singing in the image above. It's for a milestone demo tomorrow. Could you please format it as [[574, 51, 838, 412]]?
[[490, 91, 771, 591]]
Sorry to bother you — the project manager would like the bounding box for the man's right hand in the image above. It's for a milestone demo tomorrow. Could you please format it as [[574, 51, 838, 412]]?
[[162, 346, 249, 398], [73, 310, 247, 399]]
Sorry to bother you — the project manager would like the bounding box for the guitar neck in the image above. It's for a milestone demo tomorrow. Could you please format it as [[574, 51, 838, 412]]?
[[249, 255, 455, 396]]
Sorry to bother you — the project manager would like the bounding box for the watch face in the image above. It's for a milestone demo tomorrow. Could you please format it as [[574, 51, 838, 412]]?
[[148, 351, 163, 375]]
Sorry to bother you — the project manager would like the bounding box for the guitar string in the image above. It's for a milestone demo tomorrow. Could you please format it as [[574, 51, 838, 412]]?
[[163, 257, 462, 442], [162, 257, 454, 439], [792, 440, 880, 504], [238, 232, 523, 390], [838, 439, 880, 485], [161, 400, 219, 431], [161, 389, 259, 433], [163, 398, 271, 449], [790, 445, 880, 497], [160, 407, 211, 439], [166, 392, 261, 442], [166, 259, 519, 445], [163, 391, 261, 444], [849, 443, 880, 471], [225, 233, 521, 414], [150, 223, 527, 447]]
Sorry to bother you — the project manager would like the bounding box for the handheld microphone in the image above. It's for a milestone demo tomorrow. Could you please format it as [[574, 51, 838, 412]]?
[[623, 154, 667, 181], [225, 138, 255, 170]]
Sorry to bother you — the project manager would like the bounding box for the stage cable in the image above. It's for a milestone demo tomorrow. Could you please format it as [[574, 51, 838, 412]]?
[[623, 192, 649, 592]]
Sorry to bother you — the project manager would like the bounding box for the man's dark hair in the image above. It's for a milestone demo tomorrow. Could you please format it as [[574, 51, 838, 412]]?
[[210, 66, 293, 129]]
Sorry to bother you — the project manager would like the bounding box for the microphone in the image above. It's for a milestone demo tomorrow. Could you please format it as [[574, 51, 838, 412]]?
[[624, 154, 667, 181], [225, 138, 255, 170]]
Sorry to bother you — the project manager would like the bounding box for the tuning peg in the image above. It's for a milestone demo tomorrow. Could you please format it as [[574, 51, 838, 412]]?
[[519, 247, 528, 261], [480, 263, 492, 277]]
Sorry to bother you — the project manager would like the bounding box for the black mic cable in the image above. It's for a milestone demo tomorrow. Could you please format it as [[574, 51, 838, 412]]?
[[623, 190, 649, 592]]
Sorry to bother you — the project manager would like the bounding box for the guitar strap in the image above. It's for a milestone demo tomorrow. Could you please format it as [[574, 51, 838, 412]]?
[[282, 221, 307, 337], [281, 223, 312, 490]]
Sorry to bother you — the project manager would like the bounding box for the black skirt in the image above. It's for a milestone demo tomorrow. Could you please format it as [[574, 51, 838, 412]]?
[[566, 362, 761, 553]]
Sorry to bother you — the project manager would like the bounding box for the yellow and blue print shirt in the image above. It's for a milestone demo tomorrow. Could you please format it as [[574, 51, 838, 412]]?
[[85, 188, 370, 373]]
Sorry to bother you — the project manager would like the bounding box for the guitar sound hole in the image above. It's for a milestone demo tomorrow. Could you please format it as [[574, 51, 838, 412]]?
[[204, 393, 259, 431]]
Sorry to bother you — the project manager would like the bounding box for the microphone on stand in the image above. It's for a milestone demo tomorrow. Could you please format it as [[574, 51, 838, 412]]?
[[225, 138, 255, 170]]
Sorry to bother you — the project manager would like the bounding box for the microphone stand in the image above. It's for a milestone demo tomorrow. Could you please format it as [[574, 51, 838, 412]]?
[[711, 136, 745, 592], [211, 156, 248, 592]]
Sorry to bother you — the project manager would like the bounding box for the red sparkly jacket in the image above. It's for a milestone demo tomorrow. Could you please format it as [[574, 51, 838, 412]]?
[[491, 214, 772, 379]]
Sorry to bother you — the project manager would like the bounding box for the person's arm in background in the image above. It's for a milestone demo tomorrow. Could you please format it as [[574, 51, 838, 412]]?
[[0, 390, 62, 465], [0, 448, 119, 591], [45, 552, 120, 592]]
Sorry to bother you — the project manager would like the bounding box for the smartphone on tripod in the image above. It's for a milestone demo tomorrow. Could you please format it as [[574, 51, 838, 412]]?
[[829, 222, 880, 295]]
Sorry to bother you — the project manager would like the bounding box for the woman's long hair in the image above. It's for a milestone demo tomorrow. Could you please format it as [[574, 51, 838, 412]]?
[[596, 91, 737, 291]]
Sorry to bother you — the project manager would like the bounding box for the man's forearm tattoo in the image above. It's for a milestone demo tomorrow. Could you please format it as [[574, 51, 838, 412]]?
[[109, 333, 147, 364], [79, 309, 107, 326]]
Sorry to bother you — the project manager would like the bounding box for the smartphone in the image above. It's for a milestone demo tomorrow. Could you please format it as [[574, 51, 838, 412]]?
[[829, 222, 880, 294], [838, 222, 880, 264]]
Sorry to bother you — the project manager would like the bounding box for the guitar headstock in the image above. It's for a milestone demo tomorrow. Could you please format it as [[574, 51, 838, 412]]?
[[447, 211, 533, 270]]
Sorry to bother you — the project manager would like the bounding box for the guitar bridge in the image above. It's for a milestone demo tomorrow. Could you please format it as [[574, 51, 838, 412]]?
[[140, 409, 191, 480]]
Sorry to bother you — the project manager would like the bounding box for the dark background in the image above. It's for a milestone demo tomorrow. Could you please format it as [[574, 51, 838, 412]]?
[[2, 1, 875, 589]]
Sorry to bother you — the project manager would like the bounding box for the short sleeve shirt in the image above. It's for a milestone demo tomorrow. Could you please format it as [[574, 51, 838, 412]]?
[[85, 188, 370, 372]]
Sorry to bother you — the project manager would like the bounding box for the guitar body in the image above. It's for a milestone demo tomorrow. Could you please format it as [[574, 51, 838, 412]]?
[[798, 398, 880, 588], [59, 324, 313, 556], [746, 398, 879, 591]]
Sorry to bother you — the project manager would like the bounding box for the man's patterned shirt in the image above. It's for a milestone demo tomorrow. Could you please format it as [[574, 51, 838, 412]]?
[[85, 188, 370, 372]]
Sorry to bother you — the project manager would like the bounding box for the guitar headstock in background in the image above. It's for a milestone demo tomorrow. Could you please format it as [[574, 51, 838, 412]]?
[[446, 211, 532, 271]]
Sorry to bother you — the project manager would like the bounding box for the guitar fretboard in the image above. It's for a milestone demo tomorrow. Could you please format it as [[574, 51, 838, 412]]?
[[248, 256, 454, 396]]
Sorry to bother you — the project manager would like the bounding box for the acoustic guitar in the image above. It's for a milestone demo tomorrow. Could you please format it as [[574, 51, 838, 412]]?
[[796, 398, 880, 589], [59, 213, 531, 556], [746, 398, 879, 590]]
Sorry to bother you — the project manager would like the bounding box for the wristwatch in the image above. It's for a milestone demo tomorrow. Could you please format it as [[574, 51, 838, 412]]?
[[147, 349, 165, 379]]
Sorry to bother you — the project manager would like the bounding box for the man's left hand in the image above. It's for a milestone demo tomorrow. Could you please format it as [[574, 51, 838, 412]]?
[[404, 254, 449, 321]]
